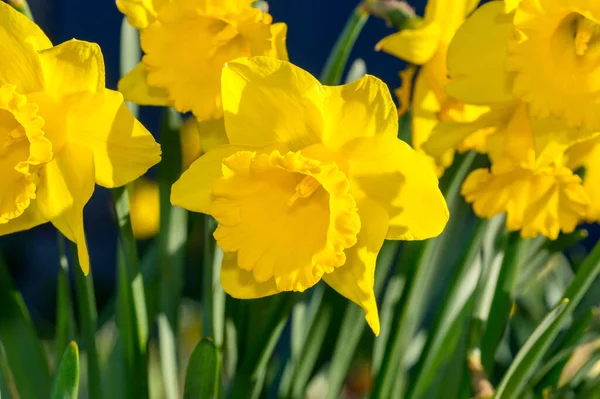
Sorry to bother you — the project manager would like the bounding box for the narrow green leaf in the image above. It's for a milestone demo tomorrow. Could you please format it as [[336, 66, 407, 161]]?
[[71, 242, 102, 399], [481, 232, 529, 372], [228, 294, 296, 399], [184, 338, 221, 399], [319, 6, 369, 85], [157, 108, 188, 399], [120, 17, 141, 116], [495, 238, 600, 399], [51, 342, 79, 399], [495, 300, 570, 399], [113, 185, 150, 398], [6, 0, 33, 19], [0, 254, 51, 398], [344, 58, 367, 83], [408, 220, 488, 399], [56, 233, 75, 363]]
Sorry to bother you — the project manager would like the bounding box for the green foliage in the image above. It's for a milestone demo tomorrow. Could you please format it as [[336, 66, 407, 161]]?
[[51, 342, 80, 399]]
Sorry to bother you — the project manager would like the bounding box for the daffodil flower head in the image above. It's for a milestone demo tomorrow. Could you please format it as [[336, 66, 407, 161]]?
[[171, 56, 449, 335], [460, 106, 590, 240], [117, 0, 288, 120], [0, 3, 161, 273]]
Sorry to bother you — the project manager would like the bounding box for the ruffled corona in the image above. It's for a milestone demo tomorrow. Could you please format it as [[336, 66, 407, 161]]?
[[462, 160, 589, 240], [508, 0, 600, 130], [211, 150, 360, 292], [0, 84, 52, 223]]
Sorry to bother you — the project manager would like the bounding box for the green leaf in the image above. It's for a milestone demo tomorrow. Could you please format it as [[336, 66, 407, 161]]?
[[495, 238, 600, 399], [157, 108, 188, 399], [184, 338, 221, 399], [319, 6, 369, 85], [0, 254, 51, 398], [408, 220, 488, 399], [51, 342, 80, 399], [481, 232, 529, 372], [71, 242, 102, 399], [56, 233, 75, 363], [495, 300, 570, 399], [113, 185, 150, 398]]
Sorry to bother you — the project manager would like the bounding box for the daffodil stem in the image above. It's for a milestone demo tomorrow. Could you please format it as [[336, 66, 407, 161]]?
[[55, 233, 75, 365], [319, 5, 369, 85], [112, 186, 150, 398], [202, 215, 225, 347], [157, 108, 187, 399], [480, 231, 527, 373], [70, 241, 102, 399], [7, 0, 33, 19]]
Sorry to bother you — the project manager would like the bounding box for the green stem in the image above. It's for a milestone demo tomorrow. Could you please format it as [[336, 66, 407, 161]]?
[[56, 233, 75, 365], [71, 242, 102, 399], [481, 231, 527, 373], [7, 0, 33, 19], [112, 186, 150, 398], [319, 6, 369, 85], [157, 108, 187, 399]]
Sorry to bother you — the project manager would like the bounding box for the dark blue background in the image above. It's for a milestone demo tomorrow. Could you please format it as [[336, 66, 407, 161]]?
[[4, 0, 421, 325]]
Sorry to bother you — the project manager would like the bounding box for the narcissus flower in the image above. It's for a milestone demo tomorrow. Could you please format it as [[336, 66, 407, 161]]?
[[0, 3, 160, 273], [117, 0, 288, 120], [171, 57, 449, 335], [565, 136, 600, 223], [461, 106, 589, 239], [375, 0, 489, 176], [129, 178, 160, 240], [445, 0, 600, 136], [180, 117, 228, 170]]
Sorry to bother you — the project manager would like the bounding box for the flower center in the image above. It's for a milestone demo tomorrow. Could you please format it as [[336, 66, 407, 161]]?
[[210, 150, 360, 292], [0, 84, 52, 223], [574, 14, 599, 56], [286, 175, 321, 207]]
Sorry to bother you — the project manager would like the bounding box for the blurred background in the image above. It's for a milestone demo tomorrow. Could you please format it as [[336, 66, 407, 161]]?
[[1, 0, 418, 334]]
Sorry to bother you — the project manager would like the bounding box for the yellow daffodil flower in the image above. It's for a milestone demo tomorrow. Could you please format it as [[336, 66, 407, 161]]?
[[444, 1, 600, 140], [565, 136, 600, 223], [0, 3, 160, 273], [461, 106, 589, 240], [129, 178, 160, 240], [375, 0, 489, 176], [116, 0, 288, 120], [171, 56, 449, 335]]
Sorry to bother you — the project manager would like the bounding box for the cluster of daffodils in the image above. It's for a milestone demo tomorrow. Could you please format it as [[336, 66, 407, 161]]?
[[379, 0, 600, 240], [0, 0, 451, 335]]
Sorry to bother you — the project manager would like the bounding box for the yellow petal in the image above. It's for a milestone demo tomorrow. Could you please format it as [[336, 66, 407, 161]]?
[[375, 22, 442, 65], [221, 56, 325, 150], [505, 0, 520, 13], [445, 2, 514, 104], [118, 62, 169, 107], [130, 178, 160, 240], [66, 89, 161, 188], [37, 143, 95, 273], [344, 135, 449, 240], [395, 66, 417, 117], [323, 198, 388, 336], [116, 0, 168, 29], [38, 40, 105, 100], [322, 74, 398, 149], [220, 252, 280, 299], [0, 1, 50, 93], [180, 118, 229, 170], [171, 144, 249, 214], [424, 0, 481, 41], [210, 150, 360, 292], [267, 23, 289, 61], [0, 201, 46, 236]]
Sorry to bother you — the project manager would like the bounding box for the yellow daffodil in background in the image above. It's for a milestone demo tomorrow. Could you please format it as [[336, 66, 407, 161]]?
[[418, 0, 600, 239], [566, 136, 600, 223], [0, 2, 160, 273], [171, 57, 448, 335], [375, 0, 489, 176], [129, 178, 160, 240], [117, 0, 288, 120]]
